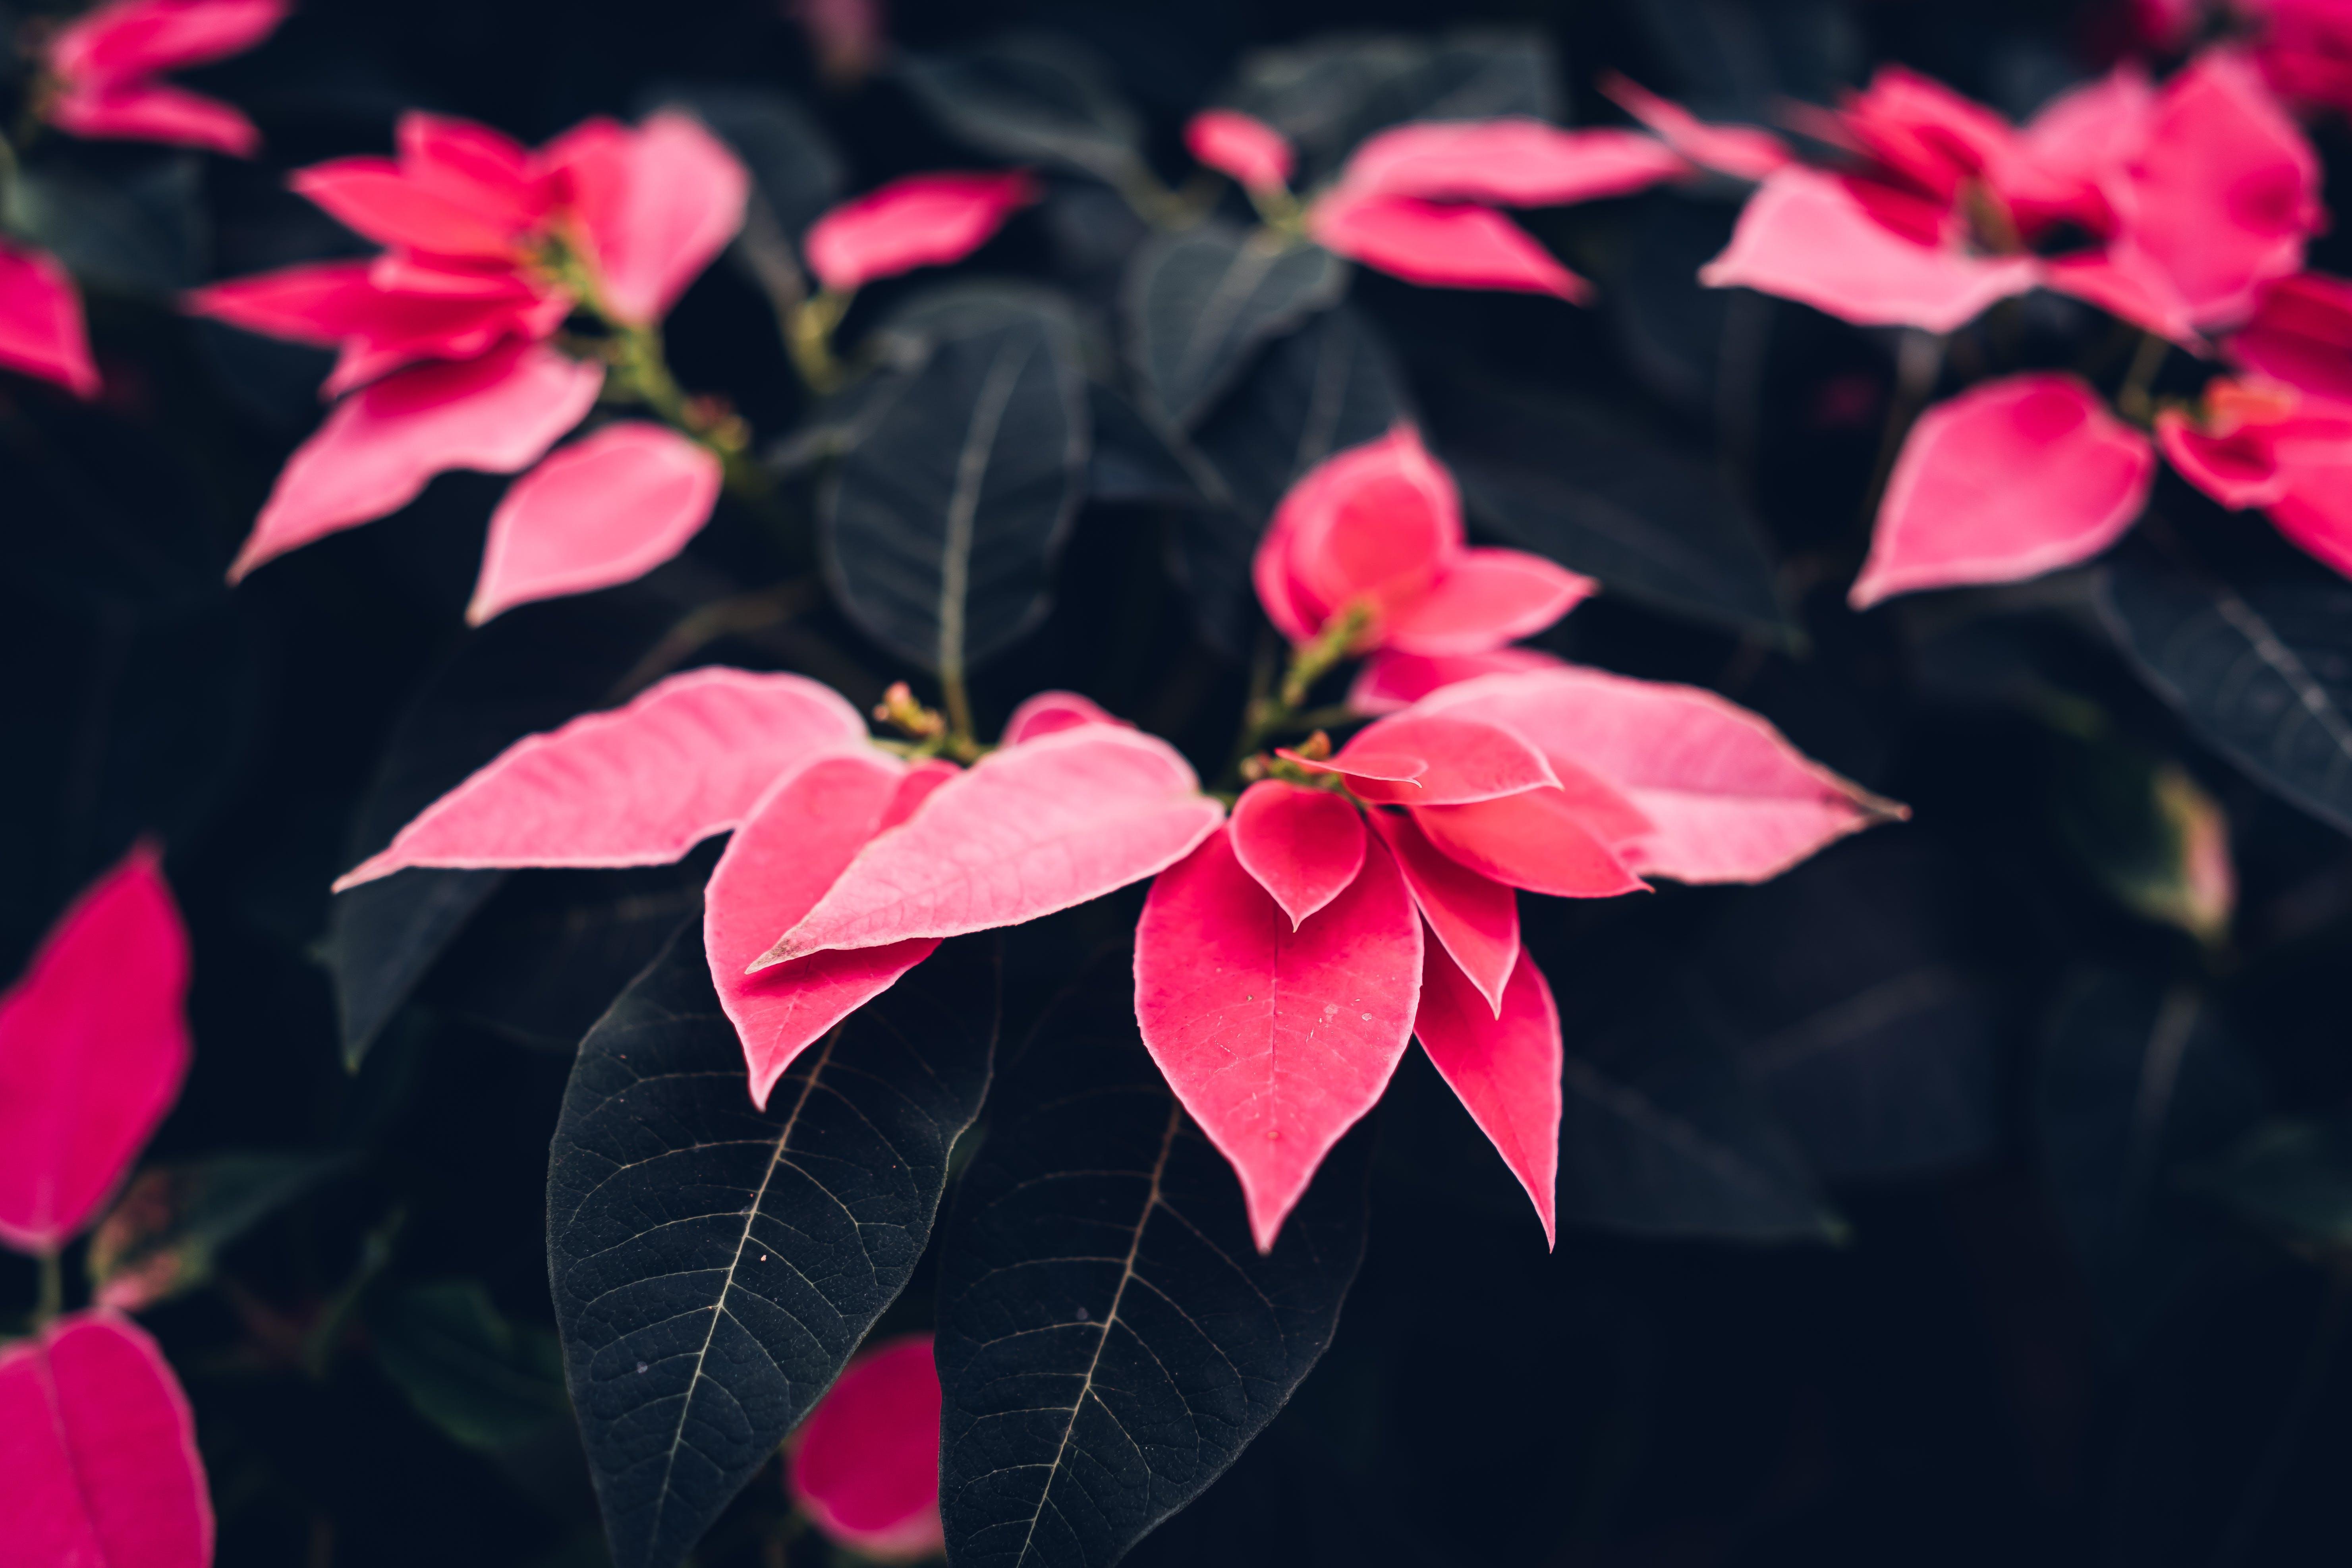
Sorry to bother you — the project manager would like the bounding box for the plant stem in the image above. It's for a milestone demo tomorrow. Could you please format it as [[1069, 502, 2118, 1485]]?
[[2116, 330, 2170, 425], [1220, 605, 1370, 787], [786, 289, 852, 395], [938, 658, 979, 761], [34, 1248, 62, 1327]]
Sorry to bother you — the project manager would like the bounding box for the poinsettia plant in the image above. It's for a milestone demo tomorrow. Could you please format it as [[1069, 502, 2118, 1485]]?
[[14, 2, 2352, 1567]]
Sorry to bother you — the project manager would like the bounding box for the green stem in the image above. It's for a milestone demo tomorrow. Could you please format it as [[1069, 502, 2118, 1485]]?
[[786, 289, 852, 395], [34, 1248, 62, 1328], [2116, 330, 2170, 425], [1220, 605, 1371, 787], [938, 660, 979, 761]]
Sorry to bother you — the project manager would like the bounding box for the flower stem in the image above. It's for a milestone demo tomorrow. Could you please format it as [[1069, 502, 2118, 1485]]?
[[786, 289, 852, 395], [2116, 330, 2170, 425], [34, 1248, 61, 1328], [1220, 604, 1370, 787]]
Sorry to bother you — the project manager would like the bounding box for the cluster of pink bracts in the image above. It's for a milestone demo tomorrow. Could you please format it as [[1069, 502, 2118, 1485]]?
[[333, 423, 1902, 1252]]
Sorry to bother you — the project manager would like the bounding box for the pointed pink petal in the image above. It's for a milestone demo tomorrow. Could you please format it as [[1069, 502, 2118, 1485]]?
[[2123, 51, 2320, 330], [1346, 647, 1566, 715], [803, 172, 1041, 294], [185, 260, 381, 346], [1297, 711, 1560, 806], [0, 846, 189, 1253], [1853, 372, 2155, 608], [398, 112, 549, 233], [1134, 828, 1422, 1251], [1255, 423, 1463, 644], [1599, 74, 1792, 181], [2041, 245, 2201, 344], [1700, 165, 2041, 332], [291, 157, 532, 261], [45, 80, 260, 155], [1185, 110, 1293, 189], [467, 422, 722, 624], [188, 260, 561, 391], [333, 666, 871, 888], [47, 0, 286, 81], [1415, 944, 1560, 1246], [1415, 665, 1905, 883], [2230, 271, 2352, 402], [0, 1311, 212, 1568], [570, 112, 749, 324], [758, 727, 1225, 962], [1365, 809, 1518, 1016], [786, 1334, 944, 1560], [705, 752, 937, 1108], [1337, 119, 1689, 207], [1411, 781, 1650, 899], [1381, 547, 1595, 656], [1000, 690, 1126, 745], [2157, 404, 2288, 508], [231, 341, 603, 581], [2266, 457, 2352, 579], [0, 241, 98, 398], [1229, 781, 1367, 929], [1309, 192, 1591, 301]]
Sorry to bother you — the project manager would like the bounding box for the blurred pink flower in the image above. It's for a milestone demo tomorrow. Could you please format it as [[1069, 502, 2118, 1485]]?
[[42, 0, 288, 156], [802, 170, 1039, 293], [1186, 108, 1294, 190], [786, 1335, 944, 1560], [0, 239, 100, 397]]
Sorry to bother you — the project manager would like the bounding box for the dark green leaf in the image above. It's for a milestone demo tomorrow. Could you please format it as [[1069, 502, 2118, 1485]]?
[[1428, 378, 1792, 642], [1122, 223, 1346, 431], [1222, 30, 1557, 183], [1699, 839, 2003, 1181], [899, 33, 1147, 185], [10, 156, 207, 297], [936, 952, 1370, 1568], [1180, 306, 1410, 655], [375, 1280, 572, 1454], [87, 1152, 346, 1309], [1560, 989, 1842, 1242], [433, 862, 707, 1051], [548, 928, 998, 1568], [2097, 550, 2352, 838], [2039, 971, 2265, 1340], [822, 284, 1090, 676], [328, 598, 676, 1068], [1088, 383, 1207, 507], [2185, 1113, 2352, 1256]]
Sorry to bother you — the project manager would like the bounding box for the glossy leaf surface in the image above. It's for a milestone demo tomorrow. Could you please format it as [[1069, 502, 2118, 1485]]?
[[823, 287, 1089, 675], [935, 954, 1370, 1568], [1122, 222, 1345, 429], [548, 928, 996, 1568]]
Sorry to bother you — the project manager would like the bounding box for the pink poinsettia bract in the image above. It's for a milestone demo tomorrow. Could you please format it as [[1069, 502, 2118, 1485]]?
[[42, 0, 288, 156]]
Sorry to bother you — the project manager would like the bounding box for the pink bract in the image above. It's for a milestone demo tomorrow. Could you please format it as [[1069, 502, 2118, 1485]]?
[[43, 0, 287, 156], [0, 844, 191, 1254], [334, 666, 870, 887], [0, 1311, 213, 1568], [1414, 944, 1562, 1246], [1287, 712, 1560, 806], [1346, 647, 1567, 714], [1416, 666, 1906, 884], [1000, 689, 1125, 745], [758, 726, 1225, 962], [2157, 377, 2352, 578], [1186, 109, 1293, 189], [786, 1334, 945, 1561], [803, 171, 1041, 294], [1334, 119, 1688, 207], [468, 421, 724, 625], [1364, 809, 1519, 1016], [1852, 373, 2156, 608], [1229, 780, 1367, 929], [0, 240, 100, 397], [2230, 270, 2352, 402], [705, 753, 940, 1108], [1410, 781, 1651, 900], [1253, 425, 1591, 654], [1699, 165, 2042, 332], [230, 341, 604, 581], [1308, 191, 1591, 301], [544, 111, 751, 324], [1599, 73, 1792, 181], [1135, 827, 1422, 1252]]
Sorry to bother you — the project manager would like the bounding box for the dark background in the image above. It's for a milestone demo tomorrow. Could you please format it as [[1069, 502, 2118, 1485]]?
[[6, 0, 2352, 1564]]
